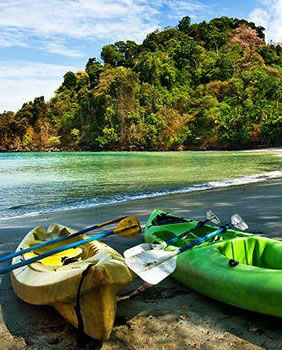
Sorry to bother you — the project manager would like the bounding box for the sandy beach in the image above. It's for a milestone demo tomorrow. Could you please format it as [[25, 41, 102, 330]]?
[[1, 178, 282, 349]]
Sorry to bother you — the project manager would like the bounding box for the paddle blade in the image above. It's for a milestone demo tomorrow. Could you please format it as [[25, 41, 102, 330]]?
[[231, 214, 248, 231], [207, 210, 221, 225], [125, 250, 177, 284], [113, 216, 141, 237], [123, 243, 163, 259]]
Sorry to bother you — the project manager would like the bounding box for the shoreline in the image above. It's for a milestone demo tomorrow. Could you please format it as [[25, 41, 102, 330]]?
[[1, 179, 282, 349], [1, 168, 282, 224], [1, 146, 282, 153], [1, 177, 282, 235]]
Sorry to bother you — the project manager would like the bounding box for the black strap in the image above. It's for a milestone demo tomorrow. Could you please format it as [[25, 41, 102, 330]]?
[[74, 263, 95, 346]]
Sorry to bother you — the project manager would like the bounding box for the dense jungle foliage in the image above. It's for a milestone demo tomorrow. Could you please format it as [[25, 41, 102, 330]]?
[[1, 16, 281, 151]]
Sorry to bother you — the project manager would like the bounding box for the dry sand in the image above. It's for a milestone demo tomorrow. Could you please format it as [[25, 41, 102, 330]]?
[[1, 178, 282, 350]]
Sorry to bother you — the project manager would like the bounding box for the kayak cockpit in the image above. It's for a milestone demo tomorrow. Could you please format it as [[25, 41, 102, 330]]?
[[21, 224, 101, 271], [216, 237, 282, 269]]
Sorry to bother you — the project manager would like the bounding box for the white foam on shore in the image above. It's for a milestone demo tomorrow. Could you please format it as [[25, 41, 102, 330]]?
[[0, 170, 281, 222]]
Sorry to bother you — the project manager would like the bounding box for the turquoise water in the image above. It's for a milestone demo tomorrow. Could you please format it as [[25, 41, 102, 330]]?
[[0, 151, 281, 220]]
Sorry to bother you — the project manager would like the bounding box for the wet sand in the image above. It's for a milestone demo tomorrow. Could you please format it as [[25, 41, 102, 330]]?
[[1, 178, 282, 349]]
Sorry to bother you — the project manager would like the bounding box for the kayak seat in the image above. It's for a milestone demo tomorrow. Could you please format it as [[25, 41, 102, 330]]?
[[23, 246, 87, 267], [216, 237, 282, 269], [151, 213, 190, 226]]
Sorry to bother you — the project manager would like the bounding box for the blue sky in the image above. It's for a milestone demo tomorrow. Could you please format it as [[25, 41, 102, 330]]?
[[0, 0, 281, 113]]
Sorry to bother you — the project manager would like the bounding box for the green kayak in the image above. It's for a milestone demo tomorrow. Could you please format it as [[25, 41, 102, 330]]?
[[144, 209, 282, 318]]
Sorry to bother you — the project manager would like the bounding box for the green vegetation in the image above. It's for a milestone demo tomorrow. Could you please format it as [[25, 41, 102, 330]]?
[[1, 16, 281, 151]]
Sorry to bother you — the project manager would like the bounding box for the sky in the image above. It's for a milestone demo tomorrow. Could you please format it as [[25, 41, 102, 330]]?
[[0, 0, 281, 113]]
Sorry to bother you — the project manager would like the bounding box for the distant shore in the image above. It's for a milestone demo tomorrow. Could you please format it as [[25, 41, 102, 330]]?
[[1, 178, 282, 349], [2, 146, 282, 153]]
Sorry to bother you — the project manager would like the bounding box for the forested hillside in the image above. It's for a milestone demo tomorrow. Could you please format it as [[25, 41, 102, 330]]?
[[1, 16, 281, 151]]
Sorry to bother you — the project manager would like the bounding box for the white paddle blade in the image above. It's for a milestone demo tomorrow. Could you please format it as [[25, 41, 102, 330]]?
[[207, 210, 221, 225], [125, 250, 177, 284], [231, 214, 248, 231], [138, 256, 177, 284], [123, 243, 163, 259]]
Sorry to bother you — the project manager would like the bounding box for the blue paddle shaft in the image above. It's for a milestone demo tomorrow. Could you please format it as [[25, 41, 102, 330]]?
[[0, 223, 100, 264], [178, 224, 231, 253], [0, 230, 114, 275], [165, 218, 209, 247], [0, 216, 127, 264]]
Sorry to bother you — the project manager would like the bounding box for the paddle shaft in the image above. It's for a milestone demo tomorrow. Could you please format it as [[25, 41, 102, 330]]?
[[0, 230, 114, 275], [164, 218, 209, 247], [0, 216, 126, 263], [178, 223, 232, 253], [142, 223, 232, 272]]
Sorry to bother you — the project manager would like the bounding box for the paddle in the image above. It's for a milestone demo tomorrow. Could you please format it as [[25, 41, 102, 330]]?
[[0, 216, 141, 275], [124, 210, 220, 259], [0, 216, 128, 264], [125, 214, 248, 285]]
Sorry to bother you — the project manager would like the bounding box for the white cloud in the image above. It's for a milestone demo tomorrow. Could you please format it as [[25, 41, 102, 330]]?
[[165, 0, 214, 21], [0, 0, 212, 46], [249, 0, 282, 42], [249, 8, 269, 29], [0, 0, 161, 44], [0, 61, 80, 112], [45, 42, 84, 57], [0, 0, 211, 112], [167, 0, 210, 19], [0, 29, 28, 48]]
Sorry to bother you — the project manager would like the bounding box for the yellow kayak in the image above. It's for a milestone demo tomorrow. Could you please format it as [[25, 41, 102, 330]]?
[[11, 223, 134, 341]]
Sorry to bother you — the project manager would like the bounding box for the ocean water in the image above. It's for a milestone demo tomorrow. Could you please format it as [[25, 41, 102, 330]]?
[[0, 151, 281, 220]]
